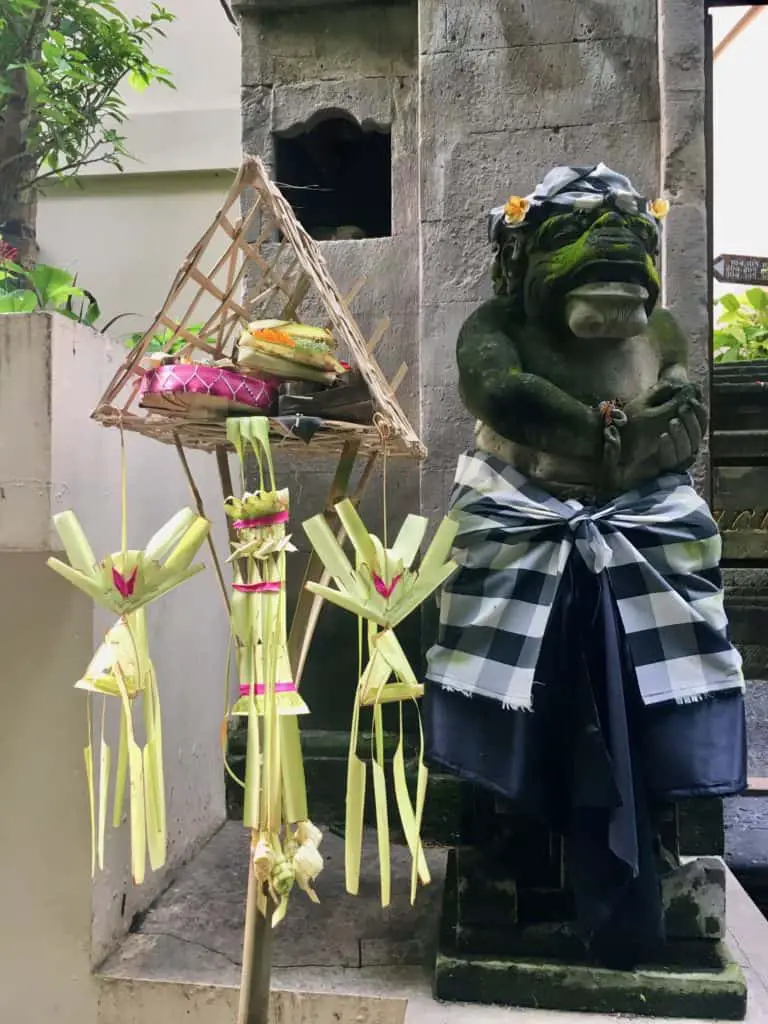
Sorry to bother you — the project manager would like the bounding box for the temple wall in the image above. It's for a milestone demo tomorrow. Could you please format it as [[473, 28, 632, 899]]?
[[238, 1, 421, 734]]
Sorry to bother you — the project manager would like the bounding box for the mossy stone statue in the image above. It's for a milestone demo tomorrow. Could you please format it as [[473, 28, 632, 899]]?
[[458, 163, 705, 499], [428, 165, 748, 1020]]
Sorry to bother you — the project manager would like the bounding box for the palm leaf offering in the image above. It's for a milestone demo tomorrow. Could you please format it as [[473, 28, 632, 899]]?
[[224, 417, 322, 925], [47, 476, 210, 885], [302, 501, 458, 905]]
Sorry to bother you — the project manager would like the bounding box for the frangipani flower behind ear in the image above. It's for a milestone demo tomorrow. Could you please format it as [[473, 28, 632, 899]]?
[[503, 195, 530, 225], [648, 197, 670, 220]]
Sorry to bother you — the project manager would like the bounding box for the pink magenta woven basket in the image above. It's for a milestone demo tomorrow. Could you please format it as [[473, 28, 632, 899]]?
[[139, 364, 278, 417]]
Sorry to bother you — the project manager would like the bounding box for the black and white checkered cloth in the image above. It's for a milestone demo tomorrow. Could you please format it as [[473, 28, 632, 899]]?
[[426, 450, 744, 710]]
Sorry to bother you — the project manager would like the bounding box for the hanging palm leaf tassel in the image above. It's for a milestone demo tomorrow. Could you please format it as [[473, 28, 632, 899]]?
[[48, 482, 210, 884], [223, 417, 321, 926], [303, 501, 458, 906]]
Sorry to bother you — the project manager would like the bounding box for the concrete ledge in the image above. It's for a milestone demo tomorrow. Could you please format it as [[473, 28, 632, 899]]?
[[97, 823, 768, 1023]]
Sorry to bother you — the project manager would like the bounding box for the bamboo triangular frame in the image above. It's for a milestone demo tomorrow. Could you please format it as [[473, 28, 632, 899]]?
[[91, 155, 426, 460]]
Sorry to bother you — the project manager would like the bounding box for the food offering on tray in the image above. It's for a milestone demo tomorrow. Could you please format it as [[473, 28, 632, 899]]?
[[139, 358, 280, 418], [137, 317, 375, 426], [238, 320, 346, 383]]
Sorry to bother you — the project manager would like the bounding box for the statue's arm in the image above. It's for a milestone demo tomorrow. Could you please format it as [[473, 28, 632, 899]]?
[[457, 299, 603, 460], [650, 307, 695, 388], [620, 308, 708, 478]]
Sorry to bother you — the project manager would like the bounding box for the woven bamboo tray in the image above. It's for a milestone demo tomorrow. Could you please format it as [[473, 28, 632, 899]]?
[[92, 155, 425, 461]]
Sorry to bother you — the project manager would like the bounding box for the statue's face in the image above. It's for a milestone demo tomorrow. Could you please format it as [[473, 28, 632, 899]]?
[[515, 207, 661, 339]]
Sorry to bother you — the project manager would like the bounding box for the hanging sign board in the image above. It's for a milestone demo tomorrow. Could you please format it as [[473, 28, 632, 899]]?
[[713, 254, 768, 287]]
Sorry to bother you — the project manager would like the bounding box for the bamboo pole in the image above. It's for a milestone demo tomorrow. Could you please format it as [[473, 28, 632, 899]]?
[[237, 864, 274, 1024], [215, 444, 274, 1024]]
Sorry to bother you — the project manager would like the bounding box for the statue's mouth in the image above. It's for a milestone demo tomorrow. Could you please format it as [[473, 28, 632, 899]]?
[[567, 257, 653, 294], [564, 280, 652, 340]]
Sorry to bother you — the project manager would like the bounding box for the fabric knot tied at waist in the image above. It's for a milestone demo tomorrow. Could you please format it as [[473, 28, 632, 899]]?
[[425, 449, 745, 712], [565, 510, 614, 575]]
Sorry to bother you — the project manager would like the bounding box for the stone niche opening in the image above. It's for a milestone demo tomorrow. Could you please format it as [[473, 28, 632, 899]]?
[[274, 110, 392, 241]]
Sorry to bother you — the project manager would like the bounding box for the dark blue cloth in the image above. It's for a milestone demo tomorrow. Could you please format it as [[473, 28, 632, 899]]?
[[424, 550, 747, 963]]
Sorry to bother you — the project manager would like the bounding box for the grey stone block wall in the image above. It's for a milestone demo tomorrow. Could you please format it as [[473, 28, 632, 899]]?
[[417, 0, 662, 520], [240, 2, 421, 730]]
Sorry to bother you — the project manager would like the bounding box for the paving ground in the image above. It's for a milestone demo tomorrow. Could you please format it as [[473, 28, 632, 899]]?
[[99, 822, 768, 1023]]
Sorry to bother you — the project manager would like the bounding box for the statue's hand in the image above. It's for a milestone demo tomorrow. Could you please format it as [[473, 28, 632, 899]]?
[[621, 381, 707, 481]]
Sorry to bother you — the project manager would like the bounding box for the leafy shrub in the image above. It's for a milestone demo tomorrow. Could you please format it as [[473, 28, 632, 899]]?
[[713, 289, 768, 363]]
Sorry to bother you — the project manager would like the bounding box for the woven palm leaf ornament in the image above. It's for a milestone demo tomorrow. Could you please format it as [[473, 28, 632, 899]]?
[[302, 494, 458, 906], [46, 437, 211, 884], [223, 417, 322, 924]]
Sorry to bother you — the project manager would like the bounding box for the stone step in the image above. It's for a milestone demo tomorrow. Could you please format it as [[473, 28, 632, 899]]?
[[94, 822, 768, 1024]]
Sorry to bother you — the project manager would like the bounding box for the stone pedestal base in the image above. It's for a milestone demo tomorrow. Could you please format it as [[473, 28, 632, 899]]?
[[435, 850, 747, 1020], [434, 946, 747, 1020]]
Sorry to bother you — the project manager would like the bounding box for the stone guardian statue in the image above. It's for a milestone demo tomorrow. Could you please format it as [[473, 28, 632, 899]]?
[[425, 165, 747, 984]]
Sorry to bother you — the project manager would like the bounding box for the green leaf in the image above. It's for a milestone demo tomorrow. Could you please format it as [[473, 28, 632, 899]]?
[[0, 290, 39, 313], [82, 292, 101, 327], [24, 65, 44, 98], [746, 287, 768, 311], [718, 293, 741, 313], [25, 265, 90, 310], [127, 69, 150, 92]]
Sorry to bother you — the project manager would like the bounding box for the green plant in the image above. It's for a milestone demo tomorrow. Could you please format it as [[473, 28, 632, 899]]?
[[0, 251, 128, 329], [713, 289, 768, 363], [125, 324, 216, 355], [1, 0, 175, 262]]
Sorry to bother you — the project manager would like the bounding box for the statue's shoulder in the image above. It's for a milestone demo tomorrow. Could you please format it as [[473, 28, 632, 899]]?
[[458, 296, 523, 346]]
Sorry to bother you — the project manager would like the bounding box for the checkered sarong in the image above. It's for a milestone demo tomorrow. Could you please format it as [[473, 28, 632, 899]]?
[[426, 451, 744, 710]]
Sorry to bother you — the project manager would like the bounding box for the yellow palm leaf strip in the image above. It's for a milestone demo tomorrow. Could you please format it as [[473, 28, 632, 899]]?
[[345, 621, 367, 896], [143, 659, 166, 872], [280, 718, 308, 824], [226, 418, 248, 492], [114, 662, 147, 885], [97, 698, 111, 872], [84, 697, 97, 877], [242, 595, 261, 831], [161, 517, 210, 575], [391, 703, 430, 903], [47, 553, 104, 604], [50, 510, 98, 575], [412, 701, 430, 903], [144, 508, 200, 562], [392, 517, 458, 624], [112, 704, 129, 828], [302, 513, 369, 604], [390, 514, 428, 571], [375, 630, 429, 897], [261, 554, 283, 835], [334, 499, 379, 576], [371, 700, 391, 908], [221, 629, 246, 790], [252, 418, 277, 494], [415, 516, 458, 578]]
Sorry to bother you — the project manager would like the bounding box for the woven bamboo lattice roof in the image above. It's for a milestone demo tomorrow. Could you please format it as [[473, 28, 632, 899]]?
[[92, 155, 426, 460]]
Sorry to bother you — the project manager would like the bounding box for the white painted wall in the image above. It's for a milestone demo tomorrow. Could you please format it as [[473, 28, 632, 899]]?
[[14, 3, 241, 979], [37, 0, 241, 332], [712, 7, 768, 301], [0, 315, 231, 1015]]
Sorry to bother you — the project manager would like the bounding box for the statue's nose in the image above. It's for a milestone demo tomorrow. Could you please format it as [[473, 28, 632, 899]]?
[[593, 211, 625, 229]]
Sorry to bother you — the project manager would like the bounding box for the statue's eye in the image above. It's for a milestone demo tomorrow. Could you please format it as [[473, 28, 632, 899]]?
[[535, 214, 588, 251], [626, 215, 659, 251]]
